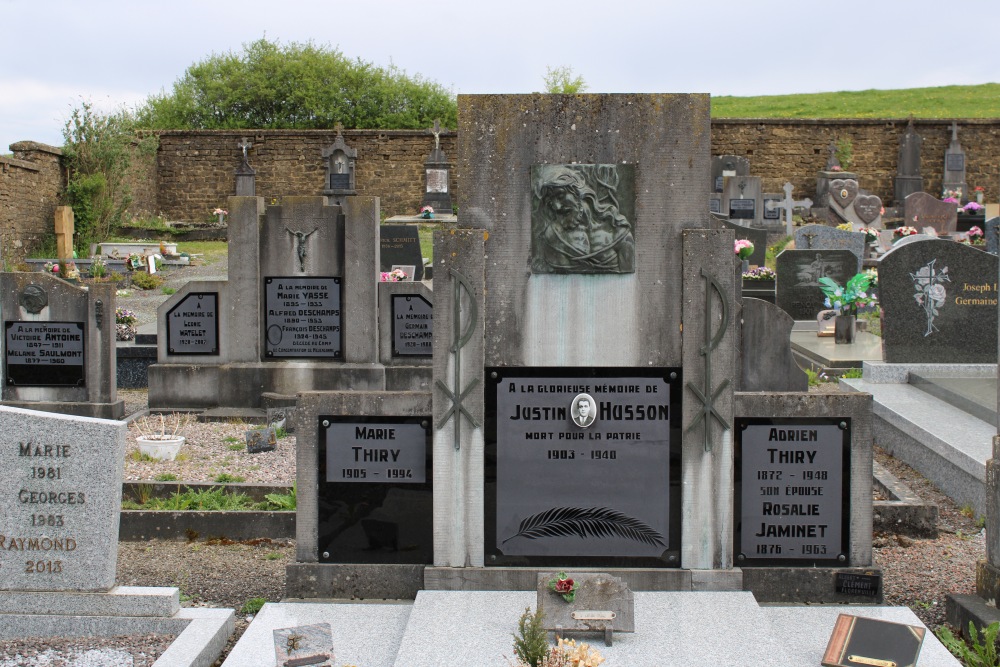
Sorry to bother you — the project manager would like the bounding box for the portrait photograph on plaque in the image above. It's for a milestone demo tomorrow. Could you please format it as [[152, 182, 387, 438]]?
[[317, 416, 433, 565], [485, 367, 682, 568], [4, 321, 86, 387], [264, 277, 342, 359], [734, 417, 851, 567]]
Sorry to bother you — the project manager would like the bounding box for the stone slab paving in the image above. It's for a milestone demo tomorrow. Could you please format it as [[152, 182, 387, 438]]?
[[230, 592, 957, 666]]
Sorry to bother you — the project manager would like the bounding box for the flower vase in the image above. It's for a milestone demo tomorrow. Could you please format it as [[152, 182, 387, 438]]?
[[421, 212, 433, 220], [977, 192, 984, 205], [834, 314, 856, 345], [741, 259, 750, 273]]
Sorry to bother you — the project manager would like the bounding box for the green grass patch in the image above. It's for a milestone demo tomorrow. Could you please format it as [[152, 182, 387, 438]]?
[[240, 597, 267, 615], [418, 226, 434, 262], [153, 473, 178, 482], [227, 443, 245, 451], [175, 240, 228, 264], [213, 473, 245, 483], [122, 484, 296, 511], [712, 83, 1000, 118]]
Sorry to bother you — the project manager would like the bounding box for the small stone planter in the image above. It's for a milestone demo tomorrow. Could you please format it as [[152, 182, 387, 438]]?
[[136, 435, 185, 461]]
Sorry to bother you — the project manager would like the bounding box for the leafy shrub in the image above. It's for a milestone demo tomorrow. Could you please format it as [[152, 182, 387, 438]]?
[[840, 367, 863, 379], [262, 484, 297, 511], [214, 473, 246, 483], [239, 597, 267, 615], [131, 271, 163, 290], [937, 621, 1000, 667], [513, 607, 548, 667], [154, 473, 178, 482]]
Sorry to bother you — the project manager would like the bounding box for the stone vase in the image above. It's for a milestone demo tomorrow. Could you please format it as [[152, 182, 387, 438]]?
[[834, 314, 856, 344], [136, 435, 185, 461], [977, 192, 984, 205]]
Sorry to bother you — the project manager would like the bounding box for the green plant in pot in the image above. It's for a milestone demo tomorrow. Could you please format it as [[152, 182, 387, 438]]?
[[818, 272, 877, 344]]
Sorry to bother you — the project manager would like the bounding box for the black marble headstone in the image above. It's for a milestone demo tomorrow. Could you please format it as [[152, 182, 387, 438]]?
[[985, 217, 999, 255], [380, 225, 424, 281], [775, 249, 860, 321], [879, 240, 998, 363]]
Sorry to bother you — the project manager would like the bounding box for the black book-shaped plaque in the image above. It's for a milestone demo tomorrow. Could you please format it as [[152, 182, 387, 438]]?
[[822, 613, 925, 667]]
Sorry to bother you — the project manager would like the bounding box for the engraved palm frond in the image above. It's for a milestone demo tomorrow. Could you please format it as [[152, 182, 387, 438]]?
[[502, 506, 665, 546]]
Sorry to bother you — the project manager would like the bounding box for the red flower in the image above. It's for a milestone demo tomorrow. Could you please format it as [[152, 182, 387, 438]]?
[[554, 577, 574, 594]]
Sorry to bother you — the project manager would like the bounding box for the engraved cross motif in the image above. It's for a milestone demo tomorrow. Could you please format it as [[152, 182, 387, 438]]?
[[685, 268, 731, 452], [435, 268, 480, 450]]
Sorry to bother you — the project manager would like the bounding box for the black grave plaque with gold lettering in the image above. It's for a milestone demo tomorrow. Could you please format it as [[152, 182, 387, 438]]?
[[5, 321, 85, 386], [166, 292, 219, 355]]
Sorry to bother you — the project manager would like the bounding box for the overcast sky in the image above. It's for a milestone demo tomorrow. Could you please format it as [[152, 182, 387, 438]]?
[[2, 0, 997, 152]]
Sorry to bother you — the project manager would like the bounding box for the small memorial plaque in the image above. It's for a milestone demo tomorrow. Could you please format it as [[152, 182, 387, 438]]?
[[946, 153, 965, 172], [736, 418, 850, 565], [324, 421, 427, 483], [488, 368, 680, 563], [715, 176, 724, 192], [273, 623, 334, 667], [709, 198, 721, 214], [426, 168, 448, 193], [264, 277, 342, 358], [5, 321, 85, 386], [822, 614, 924, 667], [246, 426, 277, 454], [763, 197, 781, 220], [835, 571, 881, 597], [729, 198, 755, 220], [391, 294, 432, 357], [166, 292, 219, 355], [329, 173, 351, 191]]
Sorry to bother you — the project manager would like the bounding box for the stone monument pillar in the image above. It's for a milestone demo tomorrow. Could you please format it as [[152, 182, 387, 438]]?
[[321, 126, 357, 206], [235, 137, 256, 196], [942, 121, 968, 202], [422, 119, 453, 215], [894, 119, 922, 205], [54, 206, 74, 261]]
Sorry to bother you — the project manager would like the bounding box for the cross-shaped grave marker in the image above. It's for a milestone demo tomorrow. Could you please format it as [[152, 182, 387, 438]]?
[[781, 182, 813, 236]]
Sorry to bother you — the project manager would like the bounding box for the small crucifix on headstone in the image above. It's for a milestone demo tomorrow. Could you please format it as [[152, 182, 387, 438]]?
[[286, 227, 319, 273], [781, 182, 813, 237], [430, 119, 441, 152], [238, 137, 252, 163]]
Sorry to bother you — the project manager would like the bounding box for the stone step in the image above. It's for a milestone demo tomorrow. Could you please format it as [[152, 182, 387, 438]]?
[[223, 591, 960, 666]]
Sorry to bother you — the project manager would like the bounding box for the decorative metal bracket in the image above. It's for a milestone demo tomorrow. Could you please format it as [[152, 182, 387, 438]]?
[[685, 268, 731, 451], [435, 268, 480, 450]]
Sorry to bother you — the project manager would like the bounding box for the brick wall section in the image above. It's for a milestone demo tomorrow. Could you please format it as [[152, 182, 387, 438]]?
[[0, 142, 64, 265], [711, 118, 1000, 202], [154, 129, 457, 221]]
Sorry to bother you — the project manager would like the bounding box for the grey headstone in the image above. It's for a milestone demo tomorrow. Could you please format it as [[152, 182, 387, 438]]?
[[897, 118, 922, 177], [815, 171, 858, 210], [879, 239, 998, 363], [723, 176, 762, 227], [794, 224, 865, 267], [985, 217, 999, 255], [235, 138, 256, 196], [740, 298, 808, 392], [0, 406, 127, 591], [380, 225, 424, 281], [711, 155, 749, 193], [903, 192, 957, 235], [942, 121, 968, 200], [536, 572, 635, 633], [710, 214, 767, 267], [322, 130, 357, 197], [775, 249, 860, 320], [709, 194, 722, 214]]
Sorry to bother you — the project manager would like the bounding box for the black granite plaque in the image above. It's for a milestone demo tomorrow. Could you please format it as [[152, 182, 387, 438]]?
[[835, 572, 881, 597], [729, 198, 755, 219], [317, 416, 433, 564], [329, 173, 350, 190], [715, 176, 724, 192], [264, 277, 342, 358], [709, 198, 721, 214], [486, 367, 682, 567], [166, 292, 219, 355], [946, 153, 965, 171], [391, 294, 432, 357], [735, 417, 850, 566], [775, 249, 859, 320], [380, 225, 423, 281], [5, 321, 85, 387]]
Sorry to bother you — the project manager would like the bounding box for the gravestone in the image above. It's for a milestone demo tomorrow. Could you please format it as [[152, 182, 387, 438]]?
[[853, 194, 883, 228], [711, 155, 749, 193], [941, 121, 967, 201], [903, 192, 957, 235], [536, 572, 635, 640], [762, 193, 783, 230], [816, 169, 858, 211], [235, 137, 255, 197], [322, 127, 357, 205], [710, 213, 766, 268], [985, 217, 999, 255], [775, 249, 859, 320], [894, 119, 922, 205], [794, 224, 865, 268], [779, 182, 813, 237], [380, 225, 424, 281], [422, 119, 453, 214], [740, 298, 808, 392], [0, 406, 127, 591], [708, 193, 721, 214], [378, 280, 434, 369], [879, 239, 997, 363], [1, 272, 122, 419], [723, 175, 763, 228]]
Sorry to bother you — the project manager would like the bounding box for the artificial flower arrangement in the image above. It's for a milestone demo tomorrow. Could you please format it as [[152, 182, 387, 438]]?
[[379, 268, 408, 282], [967, 226, 985, 246], [734, 239, 754, 260], [420, 205, 434, 219], [43, 262, 59, 274], [892, 226, 918, 240], [212, 208, 228, 217], [742, 266, 776, 281], [942, 187, 963, 201], [858, 227, 879, 244], [115, 307, 138, 341], [863, 267, 879, 289], [835, 223, 853, 232], [547, 571, 578, 602], [818, 272, 877, 317], [961, 201, 984, 214]]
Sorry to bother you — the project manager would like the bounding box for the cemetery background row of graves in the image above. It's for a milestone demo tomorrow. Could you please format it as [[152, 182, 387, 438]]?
[[1, 96, 998, 665]]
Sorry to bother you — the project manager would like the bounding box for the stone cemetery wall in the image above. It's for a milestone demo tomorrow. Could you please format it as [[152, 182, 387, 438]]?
[[0, 143, 64, 265], [154, 129, 457, 222]]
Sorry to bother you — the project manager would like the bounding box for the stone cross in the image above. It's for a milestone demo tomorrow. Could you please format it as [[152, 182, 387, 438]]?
[[431, 119, 441, 151], [238, 137, 252, 163], [334, 123, 344, 137], [781, 182, 813, 237]]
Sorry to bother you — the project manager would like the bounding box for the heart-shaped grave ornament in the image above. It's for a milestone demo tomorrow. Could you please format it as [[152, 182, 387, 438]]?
[[830, 179, 858, 210], [854, 194, 882, 225]]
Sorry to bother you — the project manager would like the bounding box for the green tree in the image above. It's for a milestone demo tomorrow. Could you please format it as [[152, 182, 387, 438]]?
[[542, 65, 588, 94], [62, 102, 158, 250], [137, 38, 457, 130]]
